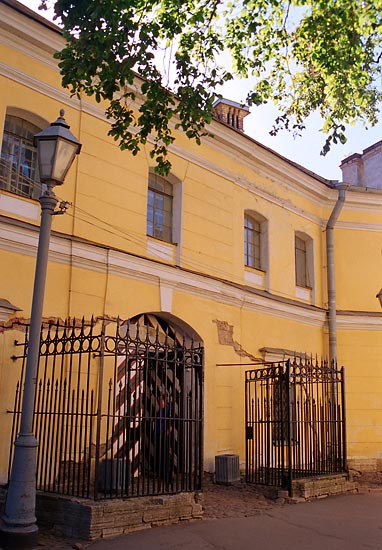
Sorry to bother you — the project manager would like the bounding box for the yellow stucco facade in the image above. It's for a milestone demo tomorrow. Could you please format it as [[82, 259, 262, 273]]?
[[0, 0, 381, 485]]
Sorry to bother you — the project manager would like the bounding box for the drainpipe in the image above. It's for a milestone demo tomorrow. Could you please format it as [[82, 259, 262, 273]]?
[[326, 183, 347, 367]]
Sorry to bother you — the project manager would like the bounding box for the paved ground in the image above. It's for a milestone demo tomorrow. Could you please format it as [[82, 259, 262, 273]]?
[[29, 473, 382, 549], [87, 492, 382, 550]]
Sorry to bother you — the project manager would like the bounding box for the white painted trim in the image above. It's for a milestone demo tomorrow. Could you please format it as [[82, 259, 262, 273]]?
[[2, 64, 382, 224], [0, 3, 64, 54], [337, 314, 382, 331], [0, 63, 80, 112], [337, 221, 382, 232], [5, 221, 378, 329], [0, 219, 326, 327], [0, 28, 60, 70], [0, 302, 21, 321], [1, 0, 380, 214], [146, 238, 175, 262], [244, 269, 264, 287], [0, 193, 39, 221], [295, 286, 311, 301], [160, 283, 173, 312], [170, 143, 325, 226]]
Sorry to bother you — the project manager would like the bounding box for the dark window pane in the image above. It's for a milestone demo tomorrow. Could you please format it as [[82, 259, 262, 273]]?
[[244, 215, 261, 269], [0, 115, 40, 198], [147, 174, 173, 243], [295, 236, 308, 287]]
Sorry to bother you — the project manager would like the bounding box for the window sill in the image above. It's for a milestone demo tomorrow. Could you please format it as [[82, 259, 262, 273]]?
[[244, 267, 266, 288], [295, 286, 312, 302], [146, 236, 176, 262], [0, 190, 39, 221]]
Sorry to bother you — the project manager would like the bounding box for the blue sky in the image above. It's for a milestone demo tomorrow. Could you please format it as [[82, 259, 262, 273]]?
[[21, 0, 382, 181]]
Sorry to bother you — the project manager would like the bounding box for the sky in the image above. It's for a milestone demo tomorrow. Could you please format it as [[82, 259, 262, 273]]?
[[21, 0, 381, 181]]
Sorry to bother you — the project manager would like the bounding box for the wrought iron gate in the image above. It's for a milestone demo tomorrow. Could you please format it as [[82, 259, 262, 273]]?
[[8, 315, 203, 499], [245, 358, 347, 494]]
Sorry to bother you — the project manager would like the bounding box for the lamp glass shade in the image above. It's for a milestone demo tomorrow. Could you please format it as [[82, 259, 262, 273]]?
[[52, 137, 79, 183], [37, 137, 79, 185], [37, 138, 56, 182]]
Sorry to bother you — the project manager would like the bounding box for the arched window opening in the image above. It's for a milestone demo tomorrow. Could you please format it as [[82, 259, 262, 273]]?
[[0, 115, 41, 199]]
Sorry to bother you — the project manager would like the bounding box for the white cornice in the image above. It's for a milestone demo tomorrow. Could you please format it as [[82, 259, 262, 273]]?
[[170, 143, 326, 226], [0, 219, 327, 327], [1, 60, 381, 233], [337, 313, 382, 331], [203, 129, 333, 205], [337, 221, 382, 232], [0, 63, 80, 110], [1, 13, 382, 220], [2, 220, 381, 329], [0, 28, 59, 70], [0, 2, 63, 54], [170, 143, 382, 228]]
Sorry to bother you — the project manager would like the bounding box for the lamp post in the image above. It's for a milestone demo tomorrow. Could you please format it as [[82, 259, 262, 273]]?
[[0, 110, 81, 548]]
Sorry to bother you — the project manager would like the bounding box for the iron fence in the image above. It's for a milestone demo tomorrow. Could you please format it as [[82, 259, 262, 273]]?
[[8, 316, 203, 499], [245, 358, 347, 495]]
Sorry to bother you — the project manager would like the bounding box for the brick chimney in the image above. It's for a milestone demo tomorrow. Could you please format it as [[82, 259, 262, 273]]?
[[213, 98, 250, 132], [340, 141, 382, 189]]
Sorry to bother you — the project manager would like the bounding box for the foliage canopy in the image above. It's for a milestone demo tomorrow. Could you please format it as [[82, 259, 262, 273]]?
[[41, 0, 382, 174]]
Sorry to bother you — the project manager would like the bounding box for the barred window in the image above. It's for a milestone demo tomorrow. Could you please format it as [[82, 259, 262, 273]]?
[[147, 174, 173, 243], [0, 115, 40, 199]]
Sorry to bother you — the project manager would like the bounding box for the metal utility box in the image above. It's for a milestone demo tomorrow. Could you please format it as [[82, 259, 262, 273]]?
[[215, 454, 240, 484]]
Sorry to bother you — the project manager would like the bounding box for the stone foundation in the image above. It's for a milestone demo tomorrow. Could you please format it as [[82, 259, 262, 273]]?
[[347, 457, 382, 472], [291, 473, 357, 500], [36, 491, 203, 540]]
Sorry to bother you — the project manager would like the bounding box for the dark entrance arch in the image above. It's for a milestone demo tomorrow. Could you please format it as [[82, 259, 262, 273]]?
[[103, 313, 204, 497]]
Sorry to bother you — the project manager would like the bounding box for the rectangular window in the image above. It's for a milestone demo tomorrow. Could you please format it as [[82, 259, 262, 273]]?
[[244, 215, 261, 269], [147, 174, 173, 243], [295, 235, 311, 288]]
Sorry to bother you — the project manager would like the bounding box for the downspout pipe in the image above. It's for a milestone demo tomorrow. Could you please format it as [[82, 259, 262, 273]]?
[[326, 183, 348, 367]]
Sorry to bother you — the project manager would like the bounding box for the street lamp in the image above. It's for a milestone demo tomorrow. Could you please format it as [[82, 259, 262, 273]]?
[[0, 110, 81, 548]]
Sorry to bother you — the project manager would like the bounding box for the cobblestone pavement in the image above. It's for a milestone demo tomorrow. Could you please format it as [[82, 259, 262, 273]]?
[[31, 472, 382, 549]]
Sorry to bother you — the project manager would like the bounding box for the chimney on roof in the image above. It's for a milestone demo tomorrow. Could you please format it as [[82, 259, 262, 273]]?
[[213, 98, 250, 132], [340, 140, 382, 189]]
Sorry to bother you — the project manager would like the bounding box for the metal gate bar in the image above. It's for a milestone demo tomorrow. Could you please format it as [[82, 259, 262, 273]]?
[[8, 316, 203, 500], [245, 358, 347, 495]]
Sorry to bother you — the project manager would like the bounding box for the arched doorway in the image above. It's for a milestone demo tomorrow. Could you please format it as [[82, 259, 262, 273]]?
[[102, 313, 204, 497], [8, 315, 203, 499]]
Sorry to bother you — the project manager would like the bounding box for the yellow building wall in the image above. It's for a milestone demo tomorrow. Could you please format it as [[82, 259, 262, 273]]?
[[0, 2, 381, 485]]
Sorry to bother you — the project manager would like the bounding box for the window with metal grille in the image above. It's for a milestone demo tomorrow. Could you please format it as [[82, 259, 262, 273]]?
[[0, 115, 40, 199], [272, 372, 297, 444], [147, 174, 173, 242], [295, 234, 312, 288], [244, 214, 261, 269]]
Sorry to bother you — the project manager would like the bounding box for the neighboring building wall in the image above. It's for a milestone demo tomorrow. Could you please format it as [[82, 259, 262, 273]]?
[[0, 0, 381, 483]]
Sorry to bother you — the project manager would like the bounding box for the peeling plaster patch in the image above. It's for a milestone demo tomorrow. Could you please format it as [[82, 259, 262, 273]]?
[[213, 319, 262, 362]]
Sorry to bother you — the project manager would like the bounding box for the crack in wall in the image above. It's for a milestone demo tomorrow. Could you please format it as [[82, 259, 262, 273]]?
[[213, 319, 262, 362]]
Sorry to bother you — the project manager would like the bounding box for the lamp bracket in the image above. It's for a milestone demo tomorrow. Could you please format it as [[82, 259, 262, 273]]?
[[53, 200, 72, 216]]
